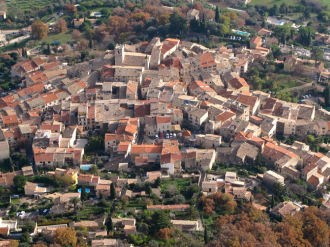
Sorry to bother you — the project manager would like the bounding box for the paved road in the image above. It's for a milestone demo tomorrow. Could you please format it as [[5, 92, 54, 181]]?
[[73, 139, 88, 149]]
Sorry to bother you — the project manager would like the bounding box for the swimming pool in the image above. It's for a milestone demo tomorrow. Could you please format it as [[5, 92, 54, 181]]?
[[78, 188, 90, 193], [38, 184, 44, 187], [80, 165, 92, 171], [232, 30, 250, 36], [279, 21, 286, 25], [94, 12, 102, 16]]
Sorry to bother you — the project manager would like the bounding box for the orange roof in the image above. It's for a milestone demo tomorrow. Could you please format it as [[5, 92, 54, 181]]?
[[40, 92, 58, 104], [3, 127, 21, 139], [131, 145, 162, 154], [262, 142, 297, 160], [147, 204, 190, 210], [117, 142, 131, 152], [199, 53, 217, 67], [215, 111, 236, 122], [34, 152, 54, 162], [161, 40, 179, 54], [251, 36, 262, 44], [29, 83, 44, 93], [76, 81, 86, 89], [2, 115, 18, 125], [182, 130, 191, 137], [135, 157, 148, 163], [235, 131, 253, 140], [156, 116, 171, 124], [228, 77, 249, 90], [16, 87, 33, 97], [236, 94, 258, 110]]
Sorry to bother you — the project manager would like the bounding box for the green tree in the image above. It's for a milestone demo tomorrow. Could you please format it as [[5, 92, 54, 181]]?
[[197, 35, 201, 44], [108, 42, 115, 50], [22, 222, 35, 233], [155, 177, 161, 187], [169, 10, 188, 35], [319, 24, 328, 34], [281, 32, 285, 44], [110, 183, 116, 200], [324, 85, 330, 106], [273, 182, 285, 201], [149, 210, 172, 236], [18, 155, 29, 169], [146, 186, 152, 196], [185, 205, 199, 220], [89, 38, 93, 49], [13, 175, 27, 190], [311, 47, 323, 67], [106, 215, 114, 234], [81, 185, 88, 201], [307, 135, 315, 143], [271, 194, 274, 208], [255, 152, 263, 167], [47, 44, 51, 55], [20, 232, 31, 244], [215, 6, 219, 22], [70, 197, 80, 210], [89, 165, 98, 176], [81, 50, 89, 61], [271, 44, 283, 59], [204, 226, 208, 244]]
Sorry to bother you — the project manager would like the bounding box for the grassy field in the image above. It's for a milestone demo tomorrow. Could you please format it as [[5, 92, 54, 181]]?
[[11, 198, 21, 204], [249, 0, 330, 8], [6, 0, 54, 11], [160, 178, 191, 191], [42, 30, 73, 45]]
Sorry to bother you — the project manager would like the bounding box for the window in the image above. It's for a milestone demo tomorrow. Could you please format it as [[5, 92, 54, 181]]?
[[163, 126, 164, 129]]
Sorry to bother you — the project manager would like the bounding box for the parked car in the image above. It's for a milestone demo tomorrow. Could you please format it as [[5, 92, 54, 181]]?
[[166, 133, 169, 139], [155, 134, 158, 139], [173, 133, 176, 138], [159, 133, 163, 139], [170, 133, 173, 138]]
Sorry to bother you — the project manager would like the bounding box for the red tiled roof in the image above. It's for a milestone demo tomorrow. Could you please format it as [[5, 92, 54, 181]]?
[[40, 92, 58, 104], [161, 40, 179, 54], [251, 36, 262, 44], [199, 53, 216, 67], [228, 77, 249, 90], [2, 115, 18, 125], [215, 111, 236, 122], [131, 145, 162, 154]]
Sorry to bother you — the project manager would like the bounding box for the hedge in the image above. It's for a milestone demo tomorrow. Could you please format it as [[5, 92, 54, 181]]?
[[37, 220, 72, 226]]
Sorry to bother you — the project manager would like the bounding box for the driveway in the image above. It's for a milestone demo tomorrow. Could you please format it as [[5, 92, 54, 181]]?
[[73, 139, 88, 149]]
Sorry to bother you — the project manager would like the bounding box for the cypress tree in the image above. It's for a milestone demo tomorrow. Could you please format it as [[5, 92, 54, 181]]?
[[324, 86, 330, 106], [281, 32, 285, 44], [89, 38, 93, 49], [215, 6, 219, 22], [197, 35, 201, 44], [47, 44, 51, 55], [286, 6, 288, 16], [110, 183, 116, 200], [308, 31, 311, 46], [81, 185, 87, 201], [204, 226, 208, 244], [271, 194, 275, 208], [106, 216, 114, 234]]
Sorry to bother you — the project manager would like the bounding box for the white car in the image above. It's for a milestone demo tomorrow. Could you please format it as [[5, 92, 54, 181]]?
[[166, 133, 169, 139], [155, 134, 159, 139], [170, 133, 173, 138], [173, 133, 176, 138]]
